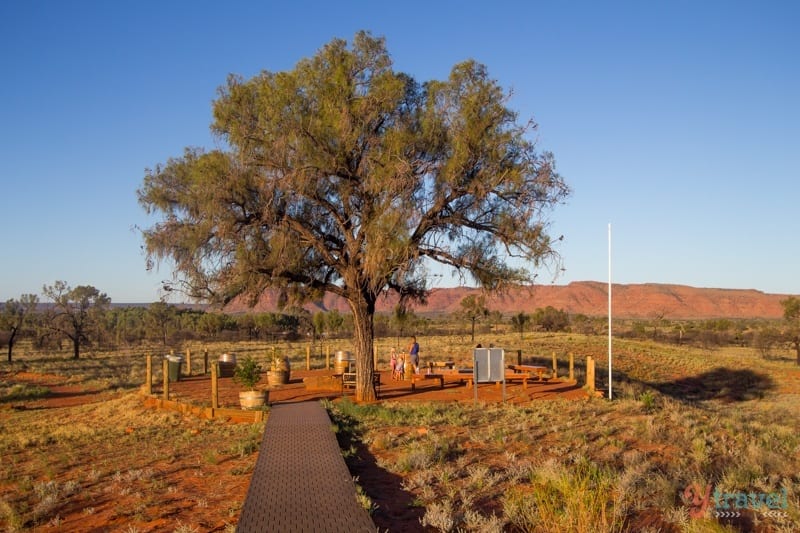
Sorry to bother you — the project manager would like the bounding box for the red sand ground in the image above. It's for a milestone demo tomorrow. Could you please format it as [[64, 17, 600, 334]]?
[[3, 369, 588, 531]]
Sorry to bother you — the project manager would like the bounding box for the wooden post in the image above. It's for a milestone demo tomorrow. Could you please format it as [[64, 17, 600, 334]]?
[[326, 345, 330, 370], [203, 348, 209, 375], [552, 352, 558, 379], [145, 354, 152, 395], [185, 348, 192, 376], [586, 356, 595, 392], [306, 345, 311, 371], [211, 361, 219, 409], [517, 349, 522, 366], [162, 358, 170, 400], [569, 352, 574, 381]]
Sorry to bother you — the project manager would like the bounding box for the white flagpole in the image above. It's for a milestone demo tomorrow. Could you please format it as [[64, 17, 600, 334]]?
[[608, 223, 612, 400]]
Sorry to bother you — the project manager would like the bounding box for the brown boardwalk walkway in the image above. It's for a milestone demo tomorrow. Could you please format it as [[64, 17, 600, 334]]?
[[237, 401, 376, 532]]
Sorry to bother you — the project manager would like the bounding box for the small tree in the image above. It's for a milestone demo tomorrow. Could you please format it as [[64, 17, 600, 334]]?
[[42, 281, 110, 359], [0, 294, 39, 362], [781, 296, 800, 364], [459, 294, 489, 342], [145, 301, 177, 345], [233, 355, 262, 390], [510, 311, 529, 339]]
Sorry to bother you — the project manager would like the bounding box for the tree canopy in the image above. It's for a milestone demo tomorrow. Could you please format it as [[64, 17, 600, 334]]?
[[42, 281, 110, 359], [781, 296, 800, 364], [138, 31, 569, 400]]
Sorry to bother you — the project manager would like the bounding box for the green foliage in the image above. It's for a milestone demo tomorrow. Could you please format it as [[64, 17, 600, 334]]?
[[532, 306, 569, 332], [232, 355, 262, 390], [509, 311, 529, 338], [781, 296, 800, 364], [639, 389, 657, 413], [0, 383, 50, 403], [459, 294, 489, 342], [0, 294, 38, 362], [138, 30, 568, 400], [41, 281, 111, 359]]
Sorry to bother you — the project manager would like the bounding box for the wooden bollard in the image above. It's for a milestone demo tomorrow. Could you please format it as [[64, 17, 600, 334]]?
[[211, 361, 219, 409], [185, 348, 192, 376], [145, 354, 153, 395], [203, 348, 209, 375], [552, 352, 558, 379], [586, 356, 595, 392], [162, 358, 170, 400], [306, 345, 311, 371], [569, 352, 574, 381]]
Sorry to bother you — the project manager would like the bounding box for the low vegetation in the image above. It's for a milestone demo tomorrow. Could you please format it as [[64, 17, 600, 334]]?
[[2, 326, 799, 531], [328, 333, 800, 532]]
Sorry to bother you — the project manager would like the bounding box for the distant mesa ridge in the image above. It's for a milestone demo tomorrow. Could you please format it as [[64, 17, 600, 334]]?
[[223, 281, 792, 319]]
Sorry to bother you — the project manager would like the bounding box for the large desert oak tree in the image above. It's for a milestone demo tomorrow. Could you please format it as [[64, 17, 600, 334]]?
[[138, 32, 569, 400]]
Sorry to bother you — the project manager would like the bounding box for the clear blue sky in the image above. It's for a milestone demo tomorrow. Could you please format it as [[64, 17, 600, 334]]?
[[1, 1, 797, 303]]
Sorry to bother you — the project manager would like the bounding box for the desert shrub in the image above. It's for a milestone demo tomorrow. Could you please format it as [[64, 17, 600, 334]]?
[[420, 500, 456, 532], [639, 389, 658, 413], [395, 434, 462, 472], [0, 383, 50, 403], [753, 327, 781, 359], [503, 458, 622, 532], [531, 306, 570, 332]]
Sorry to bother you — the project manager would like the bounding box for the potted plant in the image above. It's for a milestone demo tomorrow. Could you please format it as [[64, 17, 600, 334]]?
[[233, 355, 268, 409], [267, 349, 291, 386]]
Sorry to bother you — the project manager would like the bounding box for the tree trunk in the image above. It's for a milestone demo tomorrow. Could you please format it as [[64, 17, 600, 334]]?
[[349, 293, 376, 402], [72, 337, 80, 359], [795, 338, 800, 366], [7, 328, 17, 362]]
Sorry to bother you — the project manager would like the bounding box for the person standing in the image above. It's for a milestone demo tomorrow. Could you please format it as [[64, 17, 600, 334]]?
[[408, 336, 420, 374], [389, 348, 398, 380]]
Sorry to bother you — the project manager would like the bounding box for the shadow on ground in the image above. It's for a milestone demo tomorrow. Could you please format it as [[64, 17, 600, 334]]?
[[653, 367, 775, 402], [328, 403, 425, 532]]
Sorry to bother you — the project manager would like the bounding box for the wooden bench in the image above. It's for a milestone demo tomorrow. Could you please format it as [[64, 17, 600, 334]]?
[[340, 372, 381, 397], [508, 364, 549, 381], [466, 372, 533, 389], [410, 373, 445, 391]]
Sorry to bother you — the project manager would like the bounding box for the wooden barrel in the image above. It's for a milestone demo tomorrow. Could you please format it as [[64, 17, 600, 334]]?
[[334, 351, 353, 374], [218, 353, 237, 378]]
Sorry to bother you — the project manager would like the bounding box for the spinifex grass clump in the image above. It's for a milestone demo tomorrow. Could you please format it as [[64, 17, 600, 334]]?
[[503, 458, 621, 532]]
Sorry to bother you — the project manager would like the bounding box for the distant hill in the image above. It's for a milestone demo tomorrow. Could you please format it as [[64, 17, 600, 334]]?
[[224, 281, 794, 319]]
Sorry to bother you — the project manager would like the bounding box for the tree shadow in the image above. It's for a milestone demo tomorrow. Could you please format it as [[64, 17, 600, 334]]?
[[328, 404, 425, 531], [653, 367, 775, 402]]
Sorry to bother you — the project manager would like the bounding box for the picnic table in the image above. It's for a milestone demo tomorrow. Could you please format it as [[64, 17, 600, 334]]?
[[508, 364, 549, 381], [465, 371, 534, 389]]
